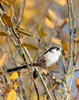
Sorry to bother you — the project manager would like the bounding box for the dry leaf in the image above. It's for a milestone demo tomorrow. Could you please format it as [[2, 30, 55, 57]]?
[[0, 0, 10, 7], [61, 39, 69, 52], [7, 0, 15, 6], [7, 89, 17, 100], [1, 13, 12, 27], [0, 53, 8, 67], [39, 29, 47, 39], [22, 43, 38, 50], [16, 28, 33, 36], [51, 37, 61, 45], [0, 32, 8, 36], [45, 17, 55, 29], [48, 9, 57, 21], [4, 84, 11, 94], [38, 18, 47, 38], [76, 78, 79, 90], [13, 82, 19, 89], [0, 69, 2, 74], [10, 72, 19, 80]]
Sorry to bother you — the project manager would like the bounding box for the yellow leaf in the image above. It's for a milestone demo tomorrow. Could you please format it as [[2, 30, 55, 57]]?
[[10, 72, 19, 80], [38, 18, 47, 38], [51, 37, 61, 45], [22, 43, 38, 50], [61, 40, 69, 59], [1, 14, 12, 27], [13, 82, 19, 89], [7, 89, 17, 100], [39, 29, 47, 39], [48, 9, 57, 21], [61, 39, 69, 51], [39, 18, 45, 32], [45, 17, 55, 29], [0, 32, 8, 36], [54, 0, 66, 6], [4, 84, 11, 94], [16, 28, 33, 36], [76, 78, 79, 90], [0, 0, 10, 7], [7, 0, 15, 6], [51, 37, 69, 51], [0, 53, 8, 67]]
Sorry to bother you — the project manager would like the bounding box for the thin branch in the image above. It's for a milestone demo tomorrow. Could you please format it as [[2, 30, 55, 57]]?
[[35, 67, 54, 100], [33, 79, 39, 100], [66, 0, 73, 73], [66, 0, 76, 100], [18, 78, 27, 100], [16, 0, 26, 28]]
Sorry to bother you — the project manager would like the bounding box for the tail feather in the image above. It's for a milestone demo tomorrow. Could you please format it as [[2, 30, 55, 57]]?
[[7, 63, 39, 73]]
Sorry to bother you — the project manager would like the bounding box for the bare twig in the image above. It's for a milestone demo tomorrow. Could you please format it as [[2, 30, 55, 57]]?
[[18, 78, 27, 100], [66, 0, 73, 73], [66, 0, 76, 100], [35, 67, 54, 100], [33, 79, 39, 100], [66, 67, 75, 100], [16, 0, 26, 28], [72, 5, 77, 66]]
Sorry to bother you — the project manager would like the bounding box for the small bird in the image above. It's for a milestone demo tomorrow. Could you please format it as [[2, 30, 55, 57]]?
[[37, 46, 63, 68], [7, 45, 64, 72]]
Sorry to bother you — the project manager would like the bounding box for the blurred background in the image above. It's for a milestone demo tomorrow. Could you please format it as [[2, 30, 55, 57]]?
[[0, 0, 79, 100]]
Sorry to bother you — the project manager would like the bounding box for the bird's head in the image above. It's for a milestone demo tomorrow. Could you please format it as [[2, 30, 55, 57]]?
[[49, 46, 64, 56]]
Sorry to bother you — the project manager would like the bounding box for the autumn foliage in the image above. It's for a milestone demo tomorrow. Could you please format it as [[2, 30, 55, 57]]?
[[0, 0, 79, 100]]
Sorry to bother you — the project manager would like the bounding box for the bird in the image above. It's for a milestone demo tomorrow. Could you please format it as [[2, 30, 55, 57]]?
[[7, 45, 64, 73]]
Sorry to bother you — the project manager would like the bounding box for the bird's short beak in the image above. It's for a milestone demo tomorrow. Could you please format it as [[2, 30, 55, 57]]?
[[61, 49, 64, 55]]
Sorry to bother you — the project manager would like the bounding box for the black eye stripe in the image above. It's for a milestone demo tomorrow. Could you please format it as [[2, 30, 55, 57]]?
[[50, 47, 60, 51], [44, 46, 60, 54]]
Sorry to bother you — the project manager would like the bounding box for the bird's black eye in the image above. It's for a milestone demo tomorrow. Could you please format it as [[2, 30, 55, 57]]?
[[56, 48, 60, 51]]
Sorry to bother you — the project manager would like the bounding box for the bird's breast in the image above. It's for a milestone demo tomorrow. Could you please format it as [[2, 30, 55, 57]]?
[[44, 52, 59, 67]]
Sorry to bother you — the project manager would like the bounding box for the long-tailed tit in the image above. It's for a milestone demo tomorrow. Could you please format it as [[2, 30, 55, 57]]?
[[7, 46, 64, 72]]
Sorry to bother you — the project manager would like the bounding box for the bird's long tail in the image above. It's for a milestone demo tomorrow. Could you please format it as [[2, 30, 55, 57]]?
[[7, 63, 39, 73]]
